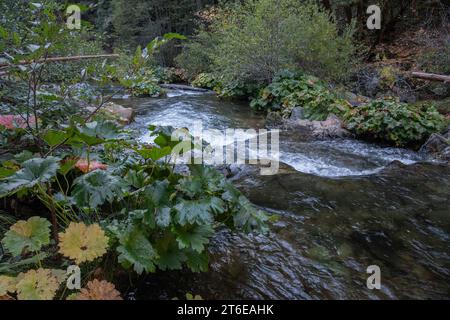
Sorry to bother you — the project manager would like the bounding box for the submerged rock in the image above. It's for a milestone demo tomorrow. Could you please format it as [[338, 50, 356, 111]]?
[[419, 131, 450, 161]]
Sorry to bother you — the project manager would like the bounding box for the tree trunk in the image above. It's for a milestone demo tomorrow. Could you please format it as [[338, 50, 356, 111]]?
[[0, 54, 119, 68], [411, 72, 450, 82]]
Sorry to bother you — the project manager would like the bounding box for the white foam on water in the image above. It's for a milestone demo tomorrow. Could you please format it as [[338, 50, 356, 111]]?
[[132, 90, 430, 178]]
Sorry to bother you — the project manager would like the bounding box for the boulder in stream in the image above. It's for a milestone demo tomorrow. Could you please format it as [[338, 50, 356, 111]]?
[[87, 102, 135, 125], [289, 107, 305, 121], [419, 130, 450, 161], [286, 114, 351, 139]]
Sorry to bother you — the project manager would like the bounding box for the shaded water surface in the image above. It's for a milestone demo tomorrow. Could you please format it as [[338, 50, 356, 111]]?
[[117, 90, 450, 299]]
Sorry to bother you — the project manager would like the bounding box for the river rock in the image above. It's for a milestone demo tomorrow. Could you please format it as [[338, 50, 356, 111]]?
[[289, 107, 305, 120], [87, 102, 135, 124], [288, 114, 351, 139], [265, 111, 284, 128], [419, 132, 450, 161], [104, 102, 134, 124]]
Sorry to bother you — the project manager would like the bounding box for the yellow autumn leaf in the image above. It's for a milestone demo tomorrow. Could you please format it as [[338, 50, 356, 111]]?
[[15, 269, 61, 300], [75, 279, 122, 300], [0, 275, 16, 296], [58, 222, 109, 264]]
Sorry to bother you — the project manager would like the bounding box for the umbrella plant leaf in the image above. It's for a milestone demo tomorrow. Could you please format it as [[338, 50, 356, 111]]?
[[2, 217, 51, 256], [0, 276, 16, 296], [155, 206, 171, 228], [117, 226, 158, 274], [154, 234, 186, 271], [174, 199, 214, 226], [0, 157, 60, 197], [185, 250, 209, 273], [15, 268, 61, 300], [58, 222, 109, 264], [173, 224, 214, 253], [43, 129, 68, 147], [72, 170, 127, 209]]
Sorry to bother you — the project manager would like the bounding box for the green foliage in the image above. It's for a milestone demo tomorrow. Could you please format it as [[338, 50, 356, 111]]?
[[177, 0, 357, 92], [41, 31, 105, 84], [192, 73, 218, 90], [116, 224, 158, 274], [109, 0, 212, 64], [0, 126, 270, 278], [175, 31, 217, 80], [417, 27, 450, 76], [116, 34, 186, 97], [343, 100, 447, 146], [0, 1, 271, 289], [110, 159, 270, 275], [251, 70, 447, 147], [250, 70, 338, 120], [120, 75, 164, 97], [0, 157, 60, 197], [72, 170, 127, 209], [2, 217, 51, 257]]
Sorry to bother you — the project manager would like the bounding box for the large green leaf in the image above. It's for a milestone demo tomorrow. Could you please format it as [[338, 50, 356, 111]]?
[[137, 146, 172, 161], [72, 170, 127, 209], [154, 234, 186, 271], [173, 224, 213, 253], [233, 196, 270, 233], [155, 206, 171, 228], [2, 217, 51, 256], [185, 250, 209, 273], [124, 170, 149, 189], [43, 129, 68, 147], [176, 165, 224, 198], [174, 197, 224, 226], [67, 121, 120, 147], [0, 157, 60, 197], [80, 121, 120, 140], [117, 226, 158, 274], [143, 179, 170, 205]]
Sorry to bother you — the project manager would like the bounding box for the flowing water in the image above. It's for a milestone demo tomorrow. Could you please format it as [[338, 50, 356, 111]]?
[[117, 89, 450, 300]]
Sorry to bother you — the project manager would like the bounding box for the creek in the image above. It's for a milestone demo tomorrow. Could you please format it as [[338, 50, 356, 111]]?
[[116, 89, 449, 299]]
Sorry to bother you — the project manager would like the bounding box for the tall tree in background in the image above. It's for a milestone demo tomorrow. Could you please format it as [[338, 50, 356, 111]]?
[[107, 0, 221, 64]]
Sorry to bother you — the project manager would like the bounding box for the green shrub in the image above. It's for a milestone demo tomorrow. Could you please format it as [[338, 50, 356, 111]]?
[[212, 0, 356, 87], [343, 100, 447, 147], [191, 73, 261, 99], [176, 0, 357, 93], [250, 70, 339, 120], [40, 30, 105, 84], [175, 31, 217, 81], [192, 73, 218, 89], [120, 73, 164, 97]]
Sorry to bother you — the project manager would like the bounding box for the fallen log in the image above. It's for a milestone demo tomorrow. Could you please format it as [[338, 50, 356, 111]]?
[[160, 83, 213, 92], [411, 71, 450, 83], [0, 54, 120, 68]]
